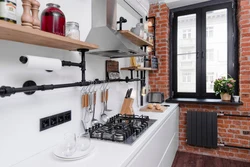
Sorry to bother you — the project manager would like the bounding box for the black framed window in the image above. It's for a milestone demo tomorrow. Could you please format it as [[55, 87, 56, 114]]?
[[170, 0, 238, 99]]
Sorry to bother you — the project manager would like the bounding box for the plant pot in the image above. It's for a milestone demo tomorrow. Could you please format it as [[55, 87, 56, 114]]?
[[220, 93, 231, 101]]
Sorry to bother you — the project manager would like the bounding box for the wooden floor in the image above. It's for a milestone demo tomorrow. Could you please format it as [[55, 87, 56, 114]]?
[[172, 151, 250, 167]]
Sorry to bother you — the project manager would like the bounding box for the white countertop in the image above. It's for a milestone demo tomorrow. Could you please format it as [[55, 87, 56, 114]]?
[[12, 103, 178, 167]]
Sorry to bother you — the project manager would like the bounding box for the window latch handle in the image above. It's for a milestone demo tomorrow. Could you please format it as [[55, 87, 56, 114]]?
[[196, 51, 199, 59], [202, 51, 205, 58]]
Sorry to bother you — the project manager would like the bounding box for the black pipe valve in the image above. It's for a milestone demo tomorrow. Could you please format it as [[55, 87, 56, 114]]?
[[117, 17, 127, 30]]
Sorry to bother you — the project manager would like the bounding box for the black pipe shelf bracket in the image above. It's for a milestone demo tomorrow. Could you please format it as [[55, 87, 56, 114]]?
[[0, 49, 143, 98]]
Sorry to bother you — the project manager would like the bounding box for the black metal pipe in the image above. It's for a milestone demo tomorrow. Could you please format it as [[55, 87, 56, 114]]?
[[117, 17, 127, 31], [217, 112, 250, 118], [78, 49, 88, 83], [62, 61, 81, 68], [140, 71, 144, 106], [222, 114, 250, 118], [0, 48, 144, 98], [220, 144, 250, 150], [130, 70, 134, 79], [0, 77, 143, 98]]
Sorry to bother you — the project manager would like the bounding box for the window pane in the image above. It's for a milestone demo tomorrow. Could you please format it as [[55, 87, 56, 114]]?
[[177, 14, 196, 93], [206, 9, 228, 93]]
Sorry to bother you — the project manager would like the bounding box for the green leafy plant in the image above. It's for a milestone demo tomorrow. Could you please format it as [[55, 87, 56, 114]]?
[[213, 77, 236, 96]]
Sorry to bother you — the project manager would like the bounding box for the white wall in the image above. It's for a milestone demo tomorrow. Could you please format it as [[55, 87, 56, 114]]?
[[0, 1, 147, 166]]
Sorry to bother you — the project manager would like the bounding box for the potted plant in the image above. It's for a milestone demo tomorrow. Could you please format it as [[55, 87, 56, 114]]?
[[213, 76, 236, 101]]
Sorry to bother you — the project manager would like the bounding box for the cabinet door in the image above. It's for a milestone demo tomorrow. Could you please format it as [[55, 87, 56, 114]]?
[[158, 107, 179, 167], [127, 107, 179, 167]]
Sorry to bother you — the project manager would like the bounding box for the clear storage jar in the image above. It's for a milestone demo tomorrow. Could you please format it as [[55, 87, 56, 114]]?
[[66, 22, 80, 40]]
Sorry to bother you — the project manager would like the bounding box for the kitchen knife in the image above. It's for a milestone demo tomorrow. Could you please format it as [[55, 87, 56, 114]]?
[[125, 89, 130, 98], [128, 88, 133, 98]]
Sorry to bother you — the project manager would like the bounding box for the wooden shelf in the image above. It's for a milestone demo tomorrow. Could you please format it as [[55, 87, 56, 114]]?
[[119, 30, 153, 47], [0, 21, 98, 51], [120, 66, 157, 71]]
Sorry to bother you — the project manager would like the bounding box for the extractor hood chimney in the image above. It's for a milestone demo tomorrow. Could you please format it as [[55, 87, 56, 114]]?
[[86, 0, 147, 58]]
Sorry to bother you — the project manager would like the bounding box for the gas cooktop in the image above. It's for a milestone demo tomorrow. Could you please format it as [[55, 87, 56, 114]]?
[[88, 114, 156, 145]]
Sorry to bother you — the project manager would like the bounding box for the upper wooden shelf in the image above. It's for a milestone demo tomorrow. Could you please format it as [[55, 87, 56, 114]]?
[[121, 66, 157, 71], [0, 21, 98, 51], [119, 30, 153, 47]]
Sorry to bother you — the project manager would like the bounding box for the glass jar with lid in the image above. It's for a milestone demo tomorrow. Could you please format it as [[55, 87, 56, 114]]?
[[0, 0, 17, 24], [41, 3, 66, 36], [148, 33, 154, 43], [66, 22, 80, 40], [135, 23, 144, 38]]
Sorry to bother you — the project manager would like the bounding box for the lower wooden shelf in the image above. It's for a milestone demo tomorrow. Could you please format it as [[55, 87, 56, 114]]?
[[120, 66, 157, 71]]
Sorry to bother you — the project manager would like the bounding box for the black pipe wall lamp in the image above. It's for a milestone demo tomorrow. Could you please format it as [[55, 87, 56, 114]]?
[[0, 49, 142, 98]]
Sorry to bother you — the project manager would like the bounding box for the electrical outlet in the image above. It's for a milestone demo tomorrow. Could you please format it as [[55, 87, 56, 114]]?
[[40, 117, 50, 131], [50, 116, 58, 127], [40, 110, 71, 131], [243, 131, 250, 135], [64, 111, 71, 122], [58, 114, 65, 125]]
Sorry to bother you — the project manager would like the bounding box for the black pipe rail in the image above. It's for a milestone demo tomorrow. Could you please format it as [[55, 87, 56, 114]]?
[[0, 49, 143, 98]]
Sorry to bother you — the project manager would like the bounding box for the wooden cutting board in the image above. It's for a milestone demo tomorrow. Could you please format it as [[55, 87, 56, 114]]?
[[139, 105, 167, 113]]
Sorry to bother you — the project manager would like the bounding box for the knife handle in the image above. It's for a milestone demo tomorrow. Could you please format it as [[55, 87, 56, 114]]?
[[85, 94, 89, 108], [81, 94, 85, 108], [101, 91, 104, 102]]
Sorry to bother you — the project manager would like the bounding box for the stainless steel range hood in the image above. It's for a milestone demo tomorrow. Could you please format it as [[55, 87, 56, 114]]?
[[86, 0, 147, 58]]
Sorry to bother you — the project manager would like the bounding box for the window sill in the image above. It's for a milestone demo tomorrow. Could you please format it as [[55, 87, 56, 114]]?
[[165, 98, 243, 106]]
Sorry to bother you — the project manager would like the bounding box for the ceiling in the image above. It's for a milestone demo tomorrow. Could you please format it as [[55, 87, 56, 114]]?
[[149, 0, 211, 9]]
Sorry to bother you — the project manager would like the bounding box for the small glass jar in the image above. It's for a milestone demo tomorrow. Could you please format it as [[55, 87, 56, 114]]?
[[0, 0, 17, 24], [66, 22, 80, 40], [61, 133, 76, 157], [77, 132, 91, 151], [41, 3, 66, 36], [148, 33, 154, 43]]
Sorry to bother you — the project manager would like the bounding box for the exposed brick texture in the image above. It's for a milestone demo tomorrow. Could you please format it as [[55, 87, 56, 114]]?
[[148, 0, 250, 162], [148, 3, 170, 99]]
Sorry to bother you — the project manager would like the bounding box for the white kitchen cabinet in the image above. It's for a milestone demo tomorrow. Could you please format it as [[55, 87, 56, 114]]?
[[127, 107, 179, 167]]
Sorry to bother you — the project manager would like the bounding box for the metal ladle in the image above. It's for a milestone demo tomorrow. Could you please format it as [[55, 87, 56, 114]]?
[[81, 86, 90, 131], [100, 84, 109, 123], [91, 90, 99, 126]]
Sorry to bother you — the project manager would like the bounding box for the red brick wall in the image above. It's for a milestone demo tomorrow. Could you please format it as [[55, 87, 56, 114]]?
[[148, 0, 250, 162], [148, 3, 170, 99]]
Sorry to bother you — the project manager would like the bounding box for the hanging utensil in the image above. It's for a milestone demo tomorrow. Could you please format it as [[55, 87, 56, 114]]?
[[104, 88, 112, 111], [81, 86, 90, 131], [100, 86, 109, 123], [87, 84, 94, 113], [91, 91, 98, 126], [102, 82, 111, 112]]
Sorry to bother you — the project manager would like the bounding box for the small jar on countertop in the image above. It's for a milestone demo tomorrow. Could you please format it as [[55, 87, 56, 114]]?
[[66, 22, 80, 40], [0, 0, 17, 24]]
